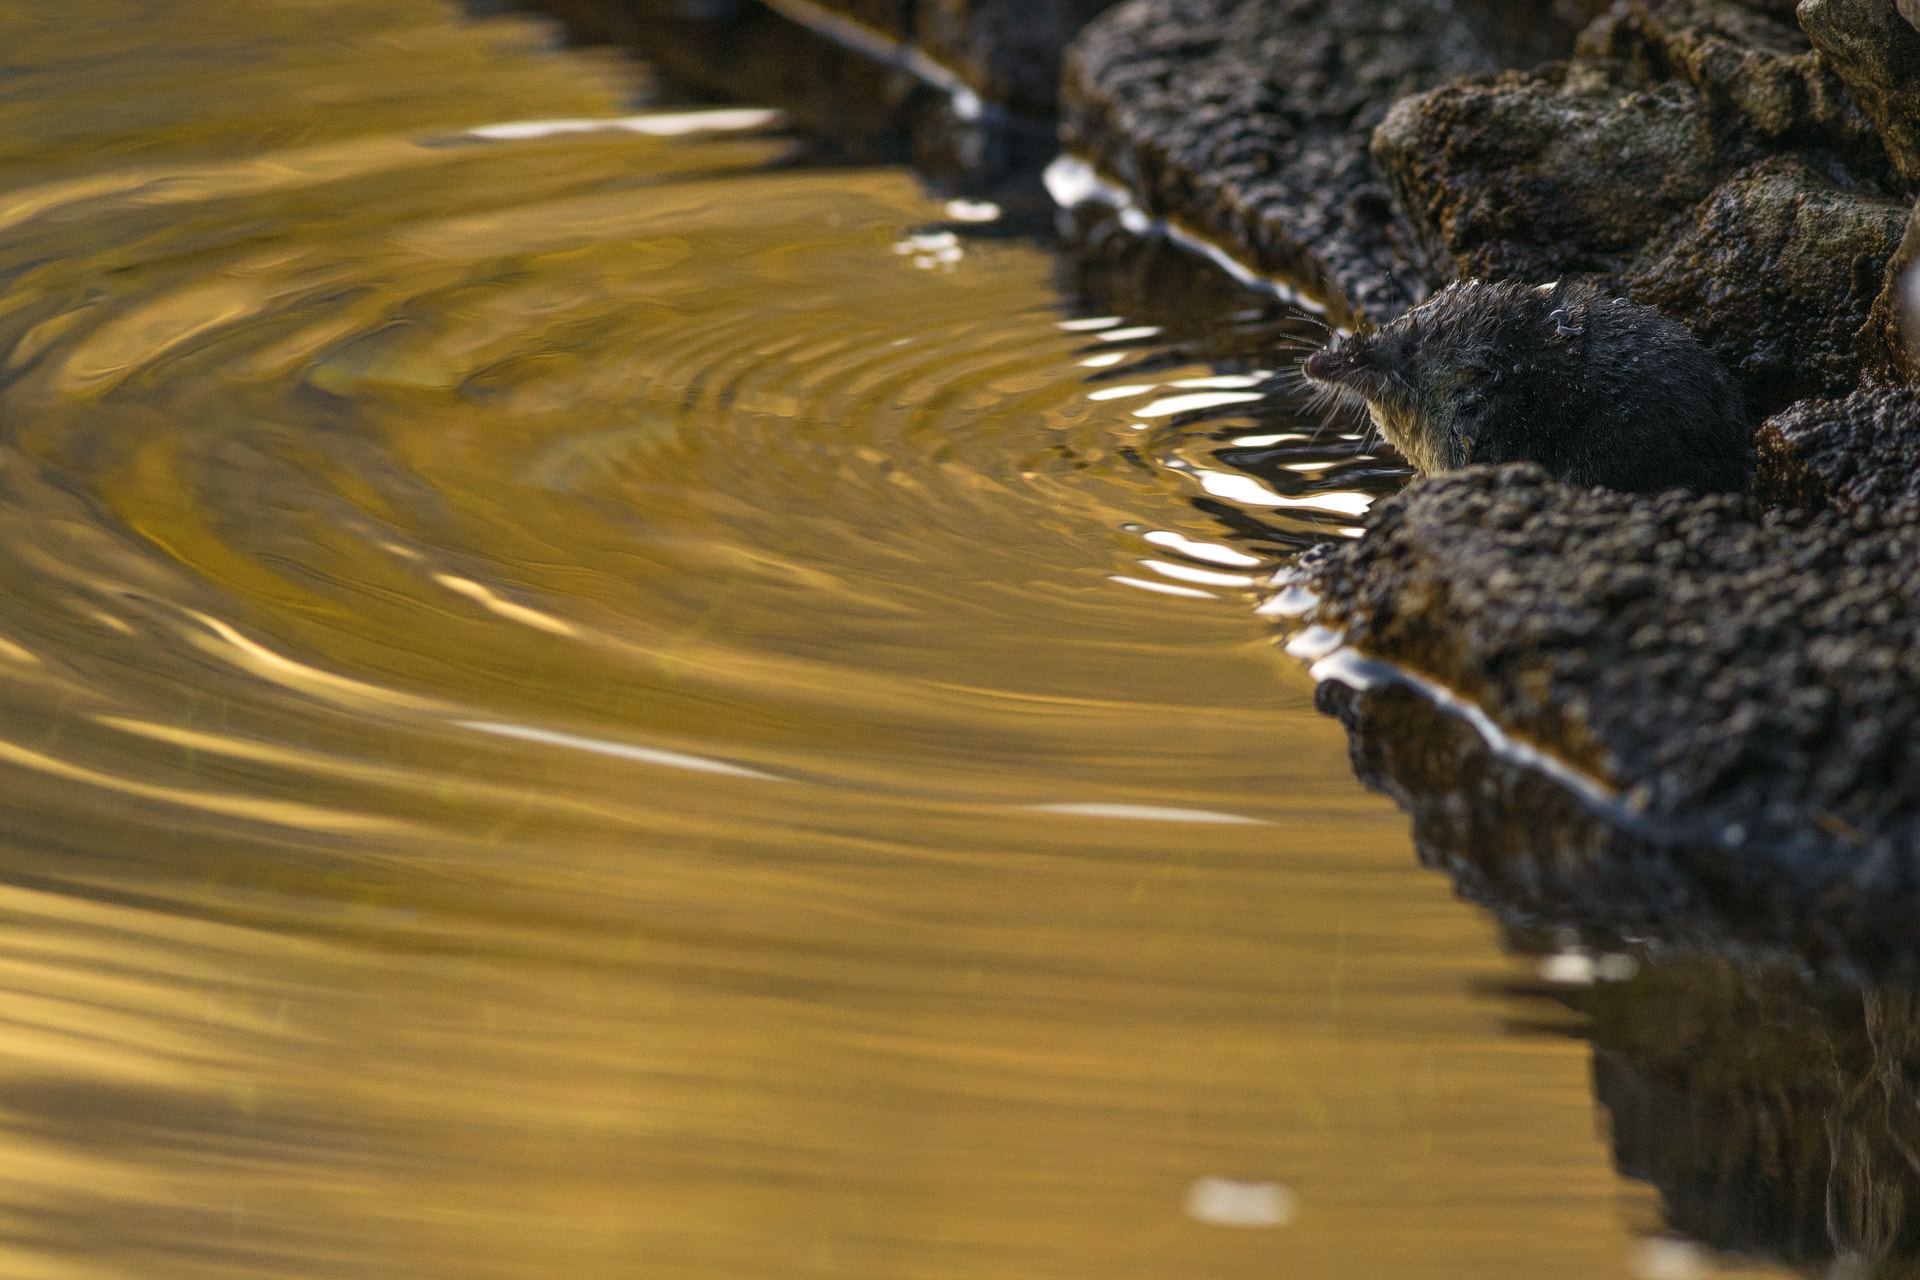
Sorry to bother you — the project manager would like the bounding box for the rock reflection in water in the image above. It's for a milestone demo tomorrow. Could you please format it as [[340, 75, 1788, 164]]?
[[1319, 675, 1920, 1273], [0, 1, 1725, 1277]]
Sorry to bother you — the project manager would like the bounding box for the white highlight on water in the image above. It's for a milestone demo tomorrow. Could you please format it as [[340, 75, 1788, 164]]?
[[1142, 530, 1263, 566], [468, 109, 782, 140], [1133, 390, 1265, 417], [1283, 625, 1345, 661], [1254, 584, 1320, 617], [942, 198, 1000, 222], [1629, 1237, 1708, 1280], [1228, 432, 1308, 446], [1184, 1177, 1298, 1226], [1141, 560, 1257, 588], [1042, 154, 1340, 324], [1028, 804, 1263, 825], [1170, 374, 1264, 389], [754, 0, 989, 120], [1303, 649, 1620, 810], [1190, 470, 1375, 518], [460, 721, 787, 781], [433, 574, 577, 636], [1086, 383, 1158, 400], [1108, 575, 1216, 599]]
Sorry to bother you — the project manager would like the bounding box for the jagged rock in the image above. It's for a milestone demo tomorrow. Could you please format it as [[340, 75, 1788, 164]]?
[[1576, 0, 1888, 174], [1797, 0, 1920, 189], [1753, 386, 1920, 512], [1300, 464, 1920, 913], [1059, 0, 1585, 326], [1371, 59, 1755, 284], [1859, 198, 1920, 386], [1619, 155, 1910, 416]]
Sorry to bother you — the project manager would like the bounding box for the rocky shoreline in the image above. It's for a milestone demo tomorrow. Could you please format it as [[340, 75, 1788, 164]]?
[[520, 0, 1920, 964]]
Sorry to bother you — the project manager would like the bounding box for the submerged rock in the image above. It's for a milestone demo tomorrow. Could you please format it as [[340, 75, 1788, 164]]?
[[1059, 0, 1586, 326], [1618, 155, 1910, 416], [1299, 464, 1920, 936], [1753, 385, 1920, 513]]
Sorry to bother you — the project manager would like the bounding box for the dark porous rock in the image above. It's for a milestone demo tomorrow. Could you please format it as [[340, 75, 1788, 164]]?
[[1575, 0, 1889, 174], [1618, 155, 1911, 416], [1372, 0, 1899, 300], [1797, 0, 1920, 190], [1371, 59, 1755, 285], [1300, 464, 1920, 958], [1753, 386, 1920, 512], [1859, 197, 1920, 386], [1059, 0, 1586, 326]]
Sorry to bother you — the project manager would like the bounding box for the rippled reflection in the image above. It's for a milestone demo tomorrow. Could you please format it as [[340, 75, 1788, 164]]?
[[0, 2, 1798, 1277]]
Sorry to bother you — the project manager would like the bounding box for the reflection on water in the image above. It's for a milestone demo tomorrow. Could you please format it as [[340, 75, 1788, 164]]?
[[0, 2, 1811, 1277], [1321, 675, 1920, 1277]]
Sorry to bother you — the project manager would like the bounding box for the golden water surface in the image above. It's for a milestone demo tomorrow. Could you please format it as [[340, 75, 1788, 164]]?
[[0, 2, 1795, 1276]]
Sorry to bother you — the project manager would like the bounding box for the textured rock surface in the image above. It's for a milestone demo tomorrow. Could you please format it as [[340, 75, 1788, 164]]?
[[1372, 0, 1909, 413], [1753, 386, 1920, 512], [1302, 464, 1920, 909], [1619, 156, 1910, 416], [1060, 0, 1585, 326], [1576, 0, 1888, 173], [1859, 198, 1920, 386], [1797, 0, 1920, 189], [1371, 59, 1755, 285], [1370, 0, 1894, 281]]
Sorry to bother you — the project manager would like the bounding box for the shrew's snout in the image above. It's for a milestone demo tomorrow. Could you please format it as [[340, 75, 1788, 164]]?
[[1303, 349, 1344, 381]]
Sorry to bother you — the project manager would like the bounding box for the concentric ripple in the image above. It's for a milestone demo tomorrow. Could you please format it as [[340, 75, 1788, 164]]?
[[0, 4, 1754, 1280]]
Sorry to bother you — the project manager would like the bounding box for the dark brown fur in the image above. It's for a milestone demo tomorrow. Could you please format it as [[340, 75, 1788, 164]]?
[[1303, 279, 1753, 495]]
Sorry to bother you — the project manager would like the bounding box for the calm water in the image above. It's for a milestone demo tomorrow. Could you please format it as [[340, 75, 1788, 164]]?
[[0, 3, 1796, 1277]]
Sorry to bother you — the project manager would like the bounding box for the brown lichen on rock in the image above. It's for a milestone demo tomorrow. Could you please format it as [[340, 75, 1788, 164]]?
[[1753, 386, 1920, 511], [1619, 155, 1910, 416]]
